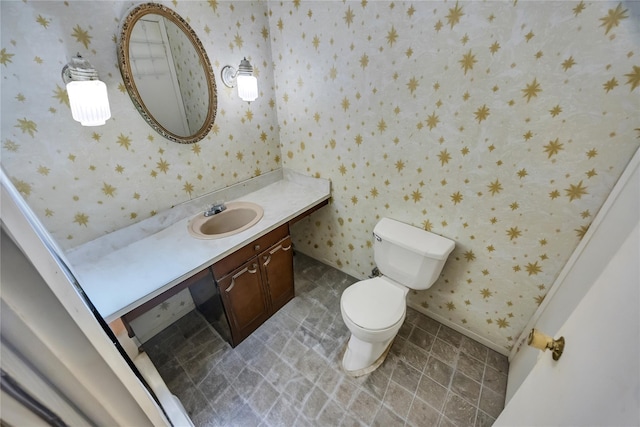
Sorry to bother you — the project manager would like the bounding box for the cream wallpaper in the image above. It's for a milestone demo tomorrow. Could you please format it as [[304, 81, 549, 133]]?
[[1, 0, 279, 249], [1, 0, 639, 354], [270, 1, 639, 352]]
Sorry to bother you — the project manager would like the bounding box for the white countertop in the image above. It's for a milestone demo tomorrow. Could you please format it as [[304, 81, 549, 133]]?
[[66, 170, 330, 323]]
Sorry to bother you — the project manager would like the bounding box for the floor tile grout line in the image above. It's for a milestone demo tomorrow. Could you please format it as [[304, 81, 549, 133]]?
[[250, 378, 280, 422], [143, 254, 508, 426], [402, 321, 421, 427], [367, 358, 395, 426]]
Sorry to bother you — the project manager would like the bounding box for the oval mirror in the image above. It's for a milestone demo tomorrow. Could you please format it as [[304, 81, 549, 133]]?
[[118, 3, 217, 144]]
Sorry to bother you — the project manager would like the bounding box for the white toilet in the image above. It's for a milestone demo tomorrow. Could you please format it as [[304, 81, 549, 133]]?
[[340, 217, 455, 376]]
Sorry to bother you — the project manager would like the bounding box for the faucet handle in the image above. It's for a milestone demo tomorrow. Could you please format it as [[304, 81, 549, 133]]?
[[203, 201, 226, 216]]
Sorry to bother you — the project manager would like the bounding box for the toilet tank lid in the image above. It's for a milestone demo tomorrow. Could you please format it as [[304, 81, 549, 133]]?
[[374, 218, 455, 260]]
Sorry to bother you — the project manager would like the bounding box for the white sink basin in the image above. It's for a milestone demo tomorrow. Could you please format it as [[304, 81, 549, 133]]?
[[188, 201, 263, 239]]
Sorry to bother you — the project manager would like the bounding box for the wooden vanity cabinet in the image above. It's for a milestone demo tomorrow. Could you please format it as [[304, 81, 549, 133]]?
[[121, 200, 329, 344], [198, 224, 294, 346]]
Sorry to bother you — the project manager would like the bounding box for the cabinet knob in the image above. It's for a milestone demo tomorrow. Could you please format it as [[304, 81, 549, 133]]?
[[254, 244, 261, 251]]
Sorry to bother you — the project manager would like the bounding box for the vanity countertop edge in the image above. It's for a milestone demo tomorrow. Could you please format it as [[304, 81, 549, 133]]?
[[66, 170, 330, 323]]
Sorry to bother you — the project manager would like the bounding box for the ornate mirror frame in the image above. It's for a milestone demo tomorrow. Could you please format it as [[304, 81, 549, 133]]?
[[118, 3, 217, 144]]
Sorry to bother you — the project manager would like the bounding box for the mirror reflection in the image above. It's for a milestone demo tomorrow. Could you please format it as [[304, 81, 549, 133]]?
[[118, 3, 217, 144]]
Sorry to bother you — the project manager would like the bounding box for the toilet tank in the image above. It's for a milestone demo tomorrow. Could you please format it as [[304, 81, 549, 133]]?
[[373, 218, 455, 290]]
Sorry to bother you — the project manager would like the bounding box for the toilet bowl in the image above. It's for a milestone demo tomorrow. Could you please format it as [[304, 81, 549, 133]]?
[[340, 218, 455, 376], [340, 277, 408, 375]]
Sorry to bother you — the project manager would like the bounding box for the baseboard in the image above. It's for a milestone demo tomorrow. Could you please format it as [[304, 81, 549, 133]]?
[[406, 301, 509, 356]]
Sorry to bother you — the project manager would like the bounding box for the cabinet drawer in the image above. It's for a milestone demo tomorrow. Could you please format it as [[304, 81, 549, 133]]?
[[212, 223, 289, 279]]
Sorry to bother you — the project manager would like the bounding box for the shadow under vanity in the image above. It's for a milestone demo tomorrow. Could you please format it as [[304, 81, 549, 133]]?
[[66, 169, 331, 348]]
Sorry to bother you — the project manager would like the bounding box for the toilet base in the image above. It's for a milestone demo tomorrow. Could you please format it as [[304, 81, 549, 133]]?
[[341, 335, 394, 377]]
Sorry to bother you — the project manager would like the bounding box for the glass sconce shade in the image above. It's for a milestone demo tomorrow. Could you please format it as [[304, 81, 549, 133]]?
[[221, 57, 258, 102], [236, 74, 258, 102], [62, 54, 111, 126], [66, 80, 111, 126]]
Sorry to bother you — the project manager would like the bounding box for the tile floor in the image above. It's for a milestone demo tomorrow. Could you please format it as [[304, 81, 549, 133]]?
[[143, 253, 508, 427]]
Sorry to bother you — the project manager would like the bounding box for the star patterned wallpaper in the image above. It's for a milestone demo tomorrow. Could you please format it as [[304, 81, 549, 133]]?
[[1, 0, 639, 353], [268, 1, 639, 352], [1, 0, 279, 248]]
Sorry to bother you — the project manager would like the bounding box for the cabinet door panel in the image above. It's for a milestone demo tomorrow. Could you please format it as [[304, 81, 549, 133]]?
[[218, 260, 269, 345], [261, 236, 294, 312]]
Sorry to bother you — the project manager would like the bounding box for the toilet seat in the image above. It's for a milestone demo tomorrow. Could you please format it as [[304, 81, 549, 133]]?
[[341, 277, 407, 331]]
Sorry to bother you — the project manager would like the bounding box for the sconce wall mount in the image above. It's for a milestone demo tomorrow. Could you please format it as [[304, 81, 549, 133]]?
[[221, 57, 258, 102], [62, 54, 111, 126], [527, 328, 565, 361]]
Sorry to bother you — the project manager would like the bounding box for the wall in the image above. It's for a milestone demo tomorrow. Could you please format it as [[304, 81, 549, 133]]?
[[1, 1, 639, 355], [0, 0, 280, 250], [505, 148, 639, 401], [270, 1, 640, 353]]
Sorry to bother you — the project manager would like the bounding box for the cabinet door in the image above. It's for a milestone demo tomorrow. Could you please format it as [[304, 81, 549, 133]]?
[[218, 260, 270, 345], [261, 236, 294, 313]]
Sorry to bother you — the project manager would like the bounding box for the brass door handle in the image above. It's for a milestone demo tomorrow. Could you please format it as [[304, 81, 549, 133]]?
[[226, 263, 258, 293], [269, 242, 292, 255], [263, 242, 291, 266]]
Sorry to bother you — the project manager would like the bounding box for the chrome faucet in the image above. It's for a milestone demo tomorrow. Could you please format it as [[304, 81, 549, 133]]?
[[204, 202, 226, 217]]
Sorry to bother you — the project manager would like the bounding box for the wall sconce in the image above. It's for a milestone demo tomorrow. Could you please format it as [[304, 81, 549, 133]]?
[[528, 328, 565, 361], [221, 58, 258, 102], [61, 54, 111, 126]]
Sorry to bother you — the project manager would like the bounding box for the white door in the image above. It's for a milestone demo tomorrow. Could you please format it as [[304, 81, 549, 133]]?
[[1, 169, 171, 426], [495, 221, 639, 426]]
